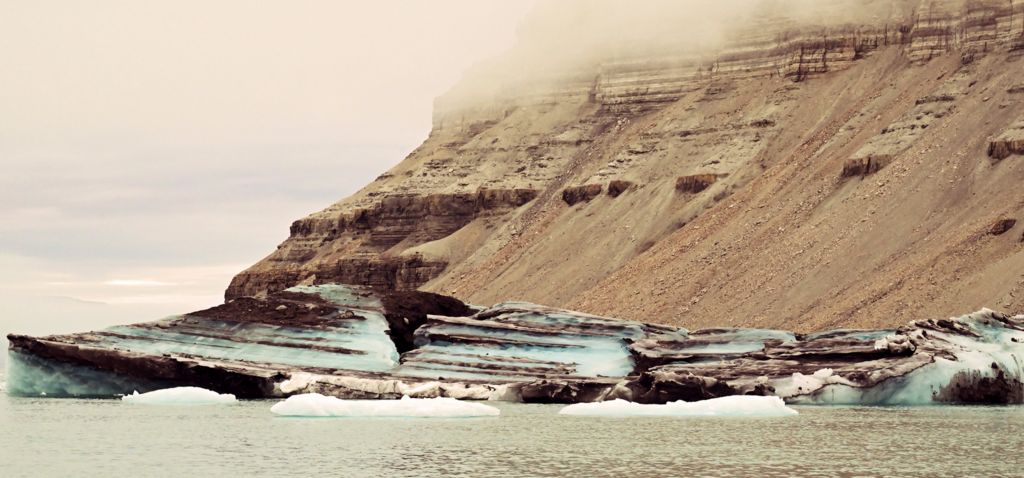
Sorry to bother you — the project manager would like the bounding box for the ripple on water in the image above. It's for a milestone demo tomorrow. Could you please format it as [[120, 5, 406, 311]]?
[[1, 396, 1023, 477]]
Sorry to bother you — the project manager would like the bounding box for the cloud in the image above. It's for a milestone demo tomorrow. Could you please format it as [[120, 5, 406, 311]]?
[[103, 279, 177, 287]]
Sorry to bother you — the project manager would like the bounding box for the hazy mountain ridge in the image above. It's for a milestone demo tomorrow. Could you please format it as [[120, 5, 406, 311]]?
[[228, 0, 1024, 331]]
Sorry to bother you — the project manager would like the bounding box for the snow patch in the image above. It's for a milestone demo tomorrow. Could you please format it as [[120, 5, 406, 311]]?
[[278, 372, 318, 394], [873, 333, 915, 353], [772, 368, 851, 398], [558, 396, 798, 417], [270, 393, 500, 418], [121, 387, 237, 405]]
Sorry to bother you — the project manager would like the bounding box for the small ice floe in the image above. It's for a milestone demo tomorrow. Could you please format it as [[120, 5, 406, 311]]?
[[121, 387, 237, 405], [270, 393, 500, 418], [558, 396, 798, 417]]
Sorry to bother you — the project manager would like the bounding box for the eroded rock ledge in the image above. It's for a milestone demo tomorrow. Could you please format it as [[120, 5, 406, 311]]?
[[8, 285, 1023, 405], [988, 116, 1024, 160], [227, 188, 537, 299]]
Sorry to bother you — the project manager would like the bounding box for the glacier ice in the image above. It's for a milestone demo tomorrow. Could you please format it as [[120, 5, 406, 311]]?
[[558, 396, 798, 417], [7, 283, 1024, 406], [670, 309, 1024, 405], [270, 393, 500, 418], [6, 351, 174, 398], [121, 387, 237, 405]]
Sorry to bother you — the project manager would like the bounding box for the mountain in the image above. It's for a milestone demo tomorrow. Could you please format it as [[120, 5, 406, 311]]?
[[227, 0, 1024, 331]]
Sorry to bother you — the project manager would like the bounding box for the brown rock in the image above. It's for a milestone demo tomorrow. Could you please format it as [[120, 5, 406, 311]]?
[[607, 180, 635, 198], [990, 218, 1017, 236], [841, 154, 893, 178], [561, 184, 603, 205], [675, 174, 719, 194]]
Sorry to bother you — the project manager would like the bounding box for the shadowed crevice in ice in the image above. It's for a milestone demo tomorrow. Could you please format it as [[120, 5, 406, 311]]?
[[6, 351, 176, 398]]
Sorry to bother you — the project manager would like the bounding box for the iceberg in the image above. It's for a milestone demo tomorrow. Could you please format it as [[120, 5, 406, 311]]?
[[7, 283, 1024, 406], [270, 393, 500, 418], [558, 396, 798, 417], [121, 387, 236, 405]]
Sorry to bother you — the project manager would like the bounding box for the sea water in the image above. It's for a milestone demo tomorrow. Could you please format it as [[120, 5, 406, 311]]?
[[2, 384, 1022, 477]]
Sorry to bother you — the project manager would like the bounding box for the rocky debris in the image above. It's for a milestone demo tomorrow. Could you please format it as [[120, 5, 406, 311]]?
[[194, 292, 342, 327], [989, 218, 1017, 236], [935, 367, 1024, 404], [844, 70, 972, 178], [987, 116, 1024, 160], [606, 180, 635, 198], [675, 174, 720, 193], [613, 370, 755, 404], [515, 379, 619, 404], [8, 286, 1024, 406], [561, 184, 603, 206], [915, 93, 957, 105]]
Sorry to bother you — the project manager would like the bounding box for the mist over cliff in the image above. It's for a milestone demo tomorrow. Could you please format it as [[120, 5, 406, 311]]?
[[230, 0, 1024, 331]]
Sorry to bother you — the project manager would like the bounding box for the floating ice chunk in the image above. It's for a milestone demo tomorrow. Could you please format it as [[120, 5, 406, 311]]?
[[270, 393, 500, 418], [558, 396, 798, 417], [121, 387, 237, 405]]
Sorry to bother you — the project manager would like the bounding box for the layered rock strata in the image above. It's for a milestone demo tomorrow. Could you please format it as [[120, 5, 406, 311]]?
[[8, 285, 1024, 405], [988, 115, 1024, 159]]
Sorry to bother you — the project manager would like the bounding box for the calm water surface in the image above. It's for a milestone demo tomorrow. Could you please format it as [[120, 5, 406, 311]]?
[[2, 386, 1022, 477]]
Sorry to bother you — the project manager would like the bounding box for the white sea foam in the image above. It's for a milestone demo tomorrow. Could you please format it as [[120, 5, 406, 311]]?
[[121, 387, 237, 405], [558, 396, 798, 417], [270, 393, 500, 418]]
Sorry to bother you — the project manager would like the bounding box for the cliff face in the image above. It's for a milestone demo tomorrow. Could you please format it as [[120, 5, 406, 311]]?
[[229, 0, 1024, 331]]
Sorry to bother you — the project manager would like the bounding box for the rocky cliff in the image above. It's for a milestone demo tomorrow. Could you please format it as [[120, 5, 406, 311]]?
[[229, 0, 1024, 331]]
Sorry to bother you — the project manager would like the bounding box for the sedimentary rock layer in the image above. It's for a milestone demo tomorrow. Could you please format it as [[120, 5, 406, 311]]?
[[8, 285, 1024, 405], [988, 115, 1024, 160], [228, 188, 537, 298]]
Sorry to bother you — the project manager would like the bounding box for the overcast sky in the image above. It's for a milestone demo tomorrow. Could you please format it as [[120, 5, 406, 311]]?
[[0, 1, 534, 329]]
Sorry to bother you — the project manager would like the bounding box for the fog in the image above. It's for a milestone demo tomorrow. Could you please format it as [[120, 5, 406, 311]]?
[[441, 0, 914, 108], [0, 0, 533, 348]]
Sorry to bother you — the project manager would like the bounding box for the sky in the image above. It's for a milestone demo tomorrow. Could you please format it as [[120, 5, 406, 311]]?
[[0, 0, 535, 340]]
